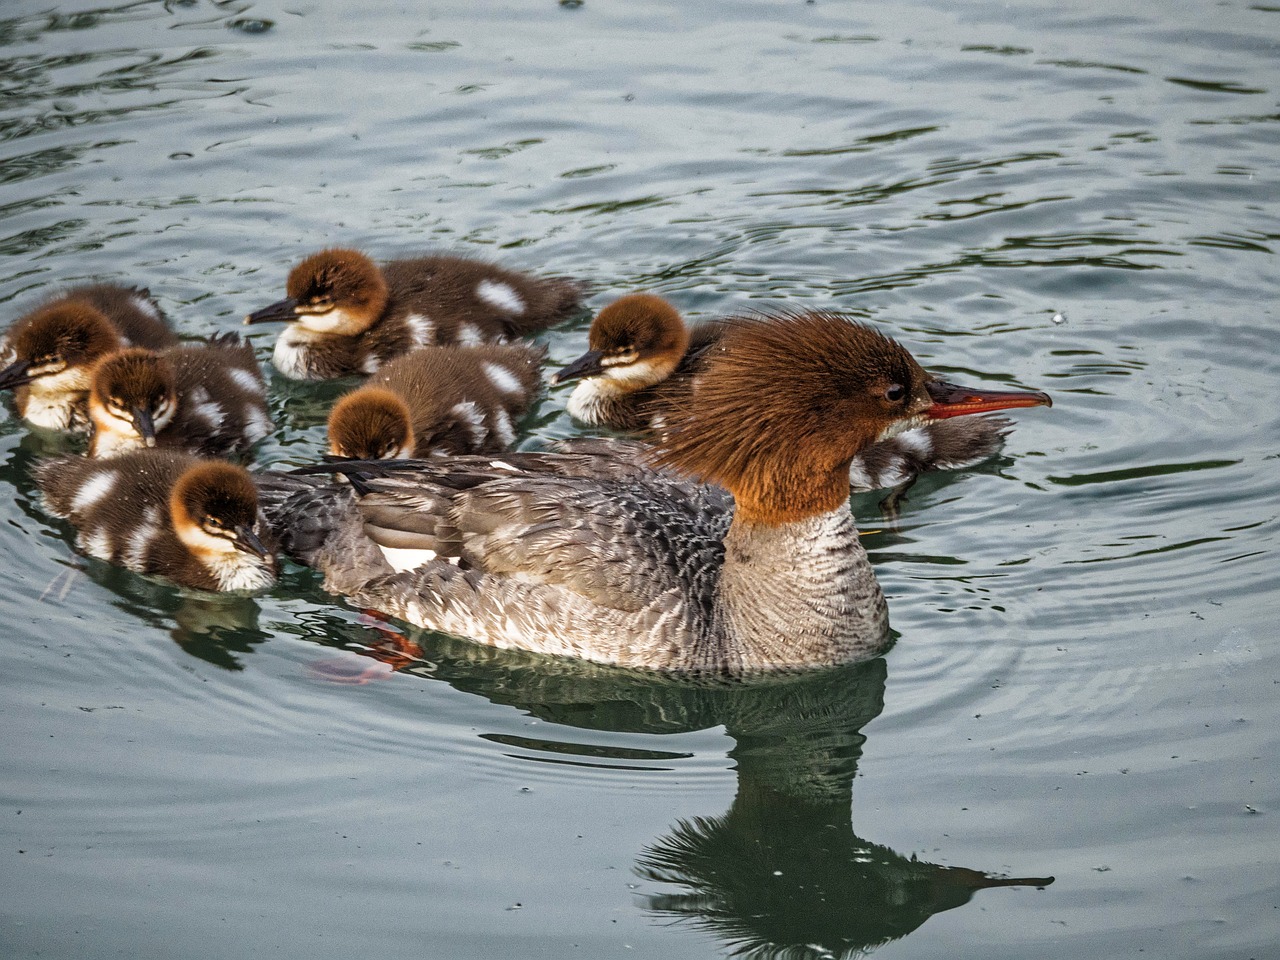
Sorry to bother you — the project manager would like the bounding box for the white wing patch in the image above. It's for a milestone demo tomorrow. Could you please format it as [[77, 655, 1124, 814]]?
[[186, 387, 224, 428], [243, 406, 273, 443], [894, 428, 934, 459], [847, 458, 874, 491], [228, 367, 265, 395], [490, 407, 515, 449], [476, 279, 525, 315], [482, 361, 525, 396], [70, 471, 118, 514], [377, 544, 439, 573], [455, 323, 484, 346], [122, 504, 164, 570], [403, 313, 435, 347], [131, 294, 162, 321], [81, 527, 113, 561], [450, 400, 487, 447]]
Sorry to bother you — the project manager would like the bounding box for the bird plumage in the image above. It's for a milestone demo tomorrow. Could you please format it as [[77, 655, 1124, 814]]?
[[87, 334, 272, 458], [327, 341, 545, 459], [245, 248, 583, 379], [259, 314, 1050, 672], [36, 449, 276, 592]]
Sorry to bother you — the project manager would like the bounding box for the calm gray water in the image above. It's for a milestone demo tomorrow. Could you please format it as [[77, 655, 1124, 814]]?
[[1, 1, 1277, 958]]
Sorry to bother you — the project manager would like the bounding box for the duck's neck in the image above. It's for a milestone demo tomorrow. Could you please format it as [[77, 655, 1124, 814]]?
[[714, 504, 889, 670]]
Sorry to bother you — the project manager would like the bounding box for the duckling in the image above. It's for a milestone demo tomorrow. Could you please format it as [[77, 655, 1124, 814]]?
[[1, 283, 176, 364], [244, 248, 584, 380], [86, 334, 272, 458], [0, 301, 126, 430], [553, 293, 1023, 495], [35, 448, 276, 592], [551, 293, 723, 432], [327, 342, 546, 460], [259, 311, 1051, 672]]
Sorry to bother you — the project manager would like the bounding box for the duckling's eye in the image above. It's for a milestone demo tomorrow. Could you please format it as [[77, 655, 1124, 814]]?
[[884, 384, 906, 403]]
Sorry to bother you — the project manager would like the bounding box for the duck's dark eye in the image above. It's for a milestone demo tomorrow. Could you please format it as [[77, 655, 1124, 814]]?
[[885, 384, 906, 402]]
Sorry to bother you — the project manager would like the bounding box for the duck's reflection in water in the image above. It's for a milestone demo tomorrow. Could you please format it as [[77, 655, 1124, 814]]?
[[372, 631, 1055, 958], [50, 559, 270, 671], [635, 658, 1051, 958]]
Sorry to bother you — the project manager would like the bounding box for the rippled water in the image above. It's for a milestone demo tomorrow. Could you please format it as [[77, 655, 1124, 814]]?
[[1, 1, 1276, 958]]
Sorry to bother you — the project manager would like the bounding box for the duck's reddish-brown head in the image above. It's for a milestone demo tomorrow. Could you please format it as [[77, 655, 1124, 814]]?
[[655, 312, 1049, 525]]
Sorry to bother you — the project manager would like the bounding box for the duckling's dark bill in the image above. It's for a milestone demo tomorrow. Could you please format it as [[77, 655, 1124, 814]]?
[[550, 349, 606, 384], [244, 297, 299, 324], [925, 380, 1052, 418], [0, 359, 36, 390], [133, 405, 157, 446], [234, 524, 272, 560]]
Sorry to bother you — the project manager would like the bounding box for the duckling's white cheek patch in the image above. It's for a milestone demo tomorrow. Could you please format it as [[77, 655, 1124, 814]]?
[[152, 400, 177, 432], [476, 280, 525, 315], [71, 471, 118, 513], [298, 308, 360, 334], [482, 361, 523, 395], [603, 357, 660, 386]]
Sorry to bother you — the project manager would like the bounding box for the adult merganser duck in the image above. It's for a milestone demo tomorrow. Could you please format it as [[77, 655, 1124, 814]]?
[[86, 334, 272, 458], [36, 448, 276, 592], [327, 342, 546, 460], [259, 312, 1050, 673], [0, 292, 175, 431], [244, 248, 584, 380], [552, 293, 1023, 494]]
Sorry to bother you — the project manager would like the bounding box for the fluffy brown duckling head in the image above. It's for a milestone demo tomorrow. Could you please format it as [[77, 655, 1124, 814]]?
[[551, 293, 690, 390], [0, 300, 123, 392], [245, 248, 389, 335], [87, 348, 178, 454], [327, 386, 415, 460]]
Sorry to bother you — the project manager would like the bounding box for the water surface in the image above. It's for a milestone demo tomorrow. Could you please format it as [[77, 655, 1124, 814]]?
[[1, 2, 1277, 958]]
